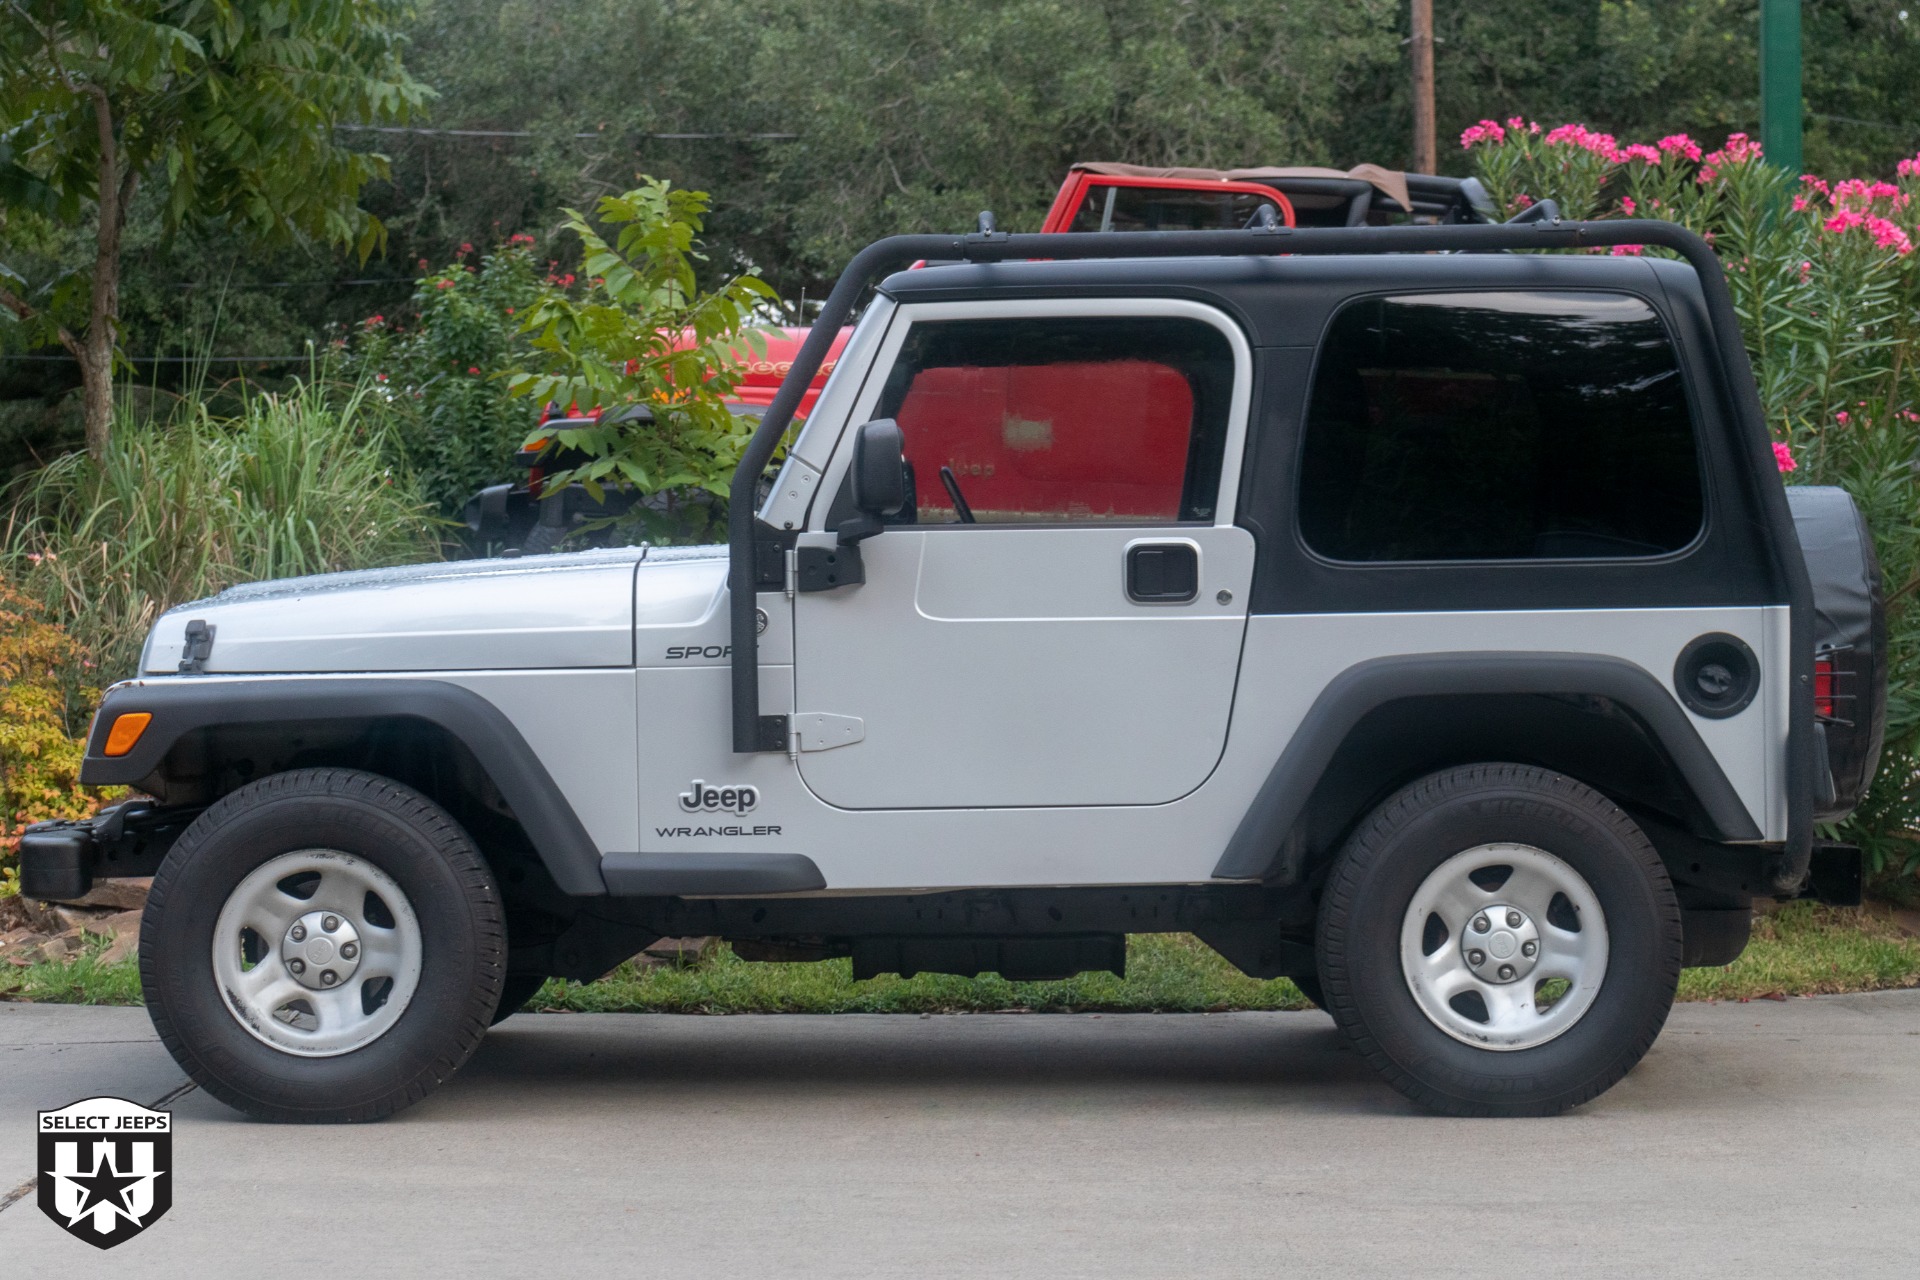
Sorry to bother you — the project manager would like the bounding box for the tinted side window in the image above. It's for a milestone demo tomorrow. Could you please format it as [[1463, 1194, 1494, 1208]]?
[[1066, 184, 1278, 233], [872, 316, 1234, 524], [1298, 291, 1704, 561]]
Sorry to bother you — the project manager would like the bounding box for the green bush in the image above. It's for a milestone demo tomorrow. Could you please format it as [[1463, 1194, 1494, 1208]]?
[[1464, 120, 1920, 878], [346, 238, 546, 518], [3, 374, 441, 687]]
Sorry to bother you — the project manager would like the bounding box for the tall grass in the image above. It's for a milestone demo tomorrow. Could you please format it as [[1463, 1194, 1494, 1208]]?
[[2, 376, 441, 692]]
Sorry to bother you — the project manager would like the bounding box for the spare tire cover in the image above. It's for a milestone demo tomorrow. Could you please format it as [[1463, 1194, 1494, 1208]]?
[[1786, 485, 1887, 819]]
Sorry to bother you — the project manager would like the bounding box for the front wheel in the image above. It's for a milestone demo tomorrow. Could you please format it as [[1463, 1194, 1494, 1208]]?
[[142, 769, 506, 1122], [1316, 764, 1681, 1116]]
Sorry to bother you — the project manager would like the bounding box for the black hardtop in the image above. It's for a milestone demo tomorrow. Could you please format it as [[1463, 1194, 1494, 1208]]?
[[880, 252, 1706, 348]]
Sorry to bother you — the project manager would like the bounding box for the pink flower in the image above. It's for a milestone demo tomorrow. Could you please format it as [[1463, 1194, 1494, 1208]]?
[[1544, 123, 1618, 156], [435, 278, 454, 290], [458, 242, 474, 256], [1506, 116, 1541, 135], [1835, 411, 1851, 425], [1619, 196, 1637, 216], [375, 372, 388, 382], [1657, 134, 1703, 161], [1699, 133, 1762, 184], [1512, 193, 1535, 209], [1615, 144, 1661, 166], [1868, 216, 1913, 253], [1460, 119, 1506, 147], [468, 366, 481, 375], [1791, 196, 1812, 212], [1609, 244, 1645, 256], [363, 314, 384, 327], [1773, 442, 1797, 473]]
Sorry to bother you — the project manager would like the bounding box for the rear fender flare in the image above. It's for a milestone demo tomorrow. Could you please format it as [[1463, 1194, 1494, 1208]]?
[[1212, 652, 1765, 881]]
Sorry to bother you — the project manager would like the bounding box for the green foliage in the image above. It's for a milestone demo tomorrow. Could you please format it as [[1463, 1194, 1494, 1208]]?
[[1465, 121, 1920, 878], [2, 374, 441, 685], [16, 910, 1918, 1009], [0, 579, 112, 890], [505, 179, 776, 541], [0, 0, 429, 263], [346, 238, 544, 516]]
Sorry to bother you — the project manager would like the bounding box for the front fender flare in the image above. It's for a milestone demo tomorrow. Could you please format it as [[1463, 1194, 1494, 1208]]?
[[1211, 652, 1766, 881], [81, 678, 608, 895]]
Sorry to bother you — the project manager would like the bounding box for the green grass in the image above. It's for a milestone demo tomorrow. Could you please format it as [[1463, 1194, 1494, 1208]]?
[[3, 373, 441, 687], [6, 904, 1917, 1012]]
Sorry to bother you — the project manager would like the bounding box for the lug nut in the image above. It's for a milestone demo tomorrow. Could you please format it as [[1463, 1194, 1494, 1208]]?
[[1522, 940, 1537, 957], [1468, 949, 1486, 966], [321, 914, 341, 933], [1472, 915, 1489, 933], [1506, 910, 1523, 928], [320, 969, 339, 986], [289, 958, 306, 975], [340, 942, 358, 960], [1498, 964, 1515, 981], [291, 924, 307, 942]]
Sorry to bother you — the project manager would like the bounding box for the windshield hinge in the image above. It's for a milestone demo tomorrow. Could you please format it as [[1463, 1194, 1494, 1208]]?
[[791, 713, 865, 752], [178, 619, 216, 673]]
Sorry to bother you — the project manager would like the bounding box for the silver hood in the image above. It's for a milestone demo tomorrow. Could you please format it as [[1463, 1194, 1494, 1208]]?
[[140, 545, 727, 674]]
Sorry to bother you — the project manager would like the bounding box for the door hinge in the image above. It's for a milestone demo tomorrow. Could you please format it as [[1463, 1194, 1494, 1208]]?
[[794, 545, 865, 592], [784, 547, 798, 599], [791, 712, 865, 752]]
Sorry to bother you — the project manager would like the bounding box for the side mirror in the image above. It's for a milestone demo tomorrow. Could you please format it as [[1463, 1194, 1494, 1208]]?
[[839, 419, 907, 544]]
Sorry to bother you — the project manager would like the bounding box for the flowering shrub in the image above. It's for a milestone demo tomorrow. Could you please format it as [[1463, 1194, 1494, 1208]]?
[[0, 581, 111, 894], [347, 237, 546, 519], [1465, 121, 1920, 878], [504, 178, 776, 543]]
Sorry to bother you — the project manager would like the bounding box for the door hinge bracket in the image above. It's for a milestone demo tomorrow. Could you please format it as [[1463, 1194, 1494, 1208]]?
[[784, 547, 798, 599], [792, 712, 865, 752], [795, 545, 865, 592]]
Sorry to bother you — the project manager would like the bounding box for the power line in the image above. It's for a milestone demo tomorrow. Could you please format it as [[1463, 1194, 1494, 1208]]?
[[2, 353, 314, 362], [335, 124, 798, 141]]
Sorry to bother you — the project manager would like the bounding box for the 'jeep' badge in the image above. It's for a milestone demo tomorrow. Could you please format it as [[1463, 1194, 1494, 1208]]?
[[38, 1097, 172, 1249]]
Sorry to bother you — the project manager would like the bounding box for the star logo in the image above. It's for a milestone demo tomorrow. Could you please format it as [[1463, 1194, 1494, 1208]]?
[[37, 1097, 173, 1249]]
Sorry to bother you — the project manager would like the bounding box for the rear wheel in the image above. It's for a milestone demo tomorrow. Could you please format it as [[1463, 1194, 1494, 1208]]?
[[1316, 763, 1681, 1116], [142, 769, 505, 1122]]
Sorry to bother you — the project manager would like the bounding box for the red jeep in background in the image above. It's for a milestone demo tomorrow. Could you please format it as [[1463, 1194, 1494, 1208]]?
[[467, 162, 1496, 549]]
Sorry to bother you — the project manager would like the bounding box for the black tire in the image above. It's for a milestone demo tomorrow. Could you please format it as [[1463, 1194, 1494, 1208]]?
[[489, 973, 549, 1025], [141, 769, 506, 1122], [1316, 763, 1682, 1117]]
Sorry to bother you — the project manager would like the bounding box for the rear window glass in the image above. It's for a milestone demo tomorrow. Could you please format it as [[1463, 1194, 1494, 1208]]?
[[1067, 183, 1279, 233], [872, 316, 1235, 524], [1298, 291, 1704, 562]]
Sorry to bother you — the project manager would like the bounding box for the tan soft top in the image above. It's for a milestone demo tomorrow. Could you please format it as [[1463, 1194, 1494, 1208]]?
[[1069, 161, 1412, 215]]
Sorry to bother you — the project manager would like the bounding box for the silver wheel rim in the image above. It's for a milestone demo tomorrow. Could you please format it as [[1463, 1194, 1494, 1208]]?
[[1399, 843, 1609, 1051], [211, 850, 423, 1057]]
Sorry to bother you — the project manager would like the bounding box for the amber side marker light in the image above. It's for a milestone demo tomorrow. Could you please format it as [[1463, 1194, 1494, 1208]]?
[[103, 711, 152, 757]]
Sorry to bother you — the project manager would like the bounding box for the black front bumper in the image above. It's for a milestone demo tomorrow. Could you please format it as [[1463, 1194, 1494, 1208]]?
[[16, 801, 199, 900]]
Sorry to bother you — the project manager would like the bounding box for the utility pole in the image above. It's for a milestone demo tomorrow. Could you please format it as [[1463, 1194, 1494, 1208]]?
[[1759, 0, 1803, 173], [1411, 0, 1436, 173]]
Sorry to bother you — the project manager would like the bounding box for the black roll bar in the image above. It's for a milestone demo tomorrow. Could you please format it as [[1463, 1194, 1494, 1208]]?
[[724, 219, 1816, 892]]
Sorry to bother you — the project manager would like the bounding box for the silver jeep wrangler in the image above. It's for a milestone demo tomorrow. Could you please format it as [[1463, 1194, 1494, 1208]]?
[[22, 219, 1885, 1120]]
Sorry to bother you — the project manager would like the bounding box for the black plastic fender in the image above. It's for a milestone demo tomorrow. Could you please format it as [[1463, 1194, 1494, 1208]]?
[[81, 678, 608, 895], [1211, 652, 1766, 882]]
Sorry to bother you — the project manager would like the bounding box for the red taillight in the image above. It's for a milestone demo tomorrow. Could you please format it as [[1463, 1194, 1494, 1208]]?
[[1814, 656, 1835, 719]]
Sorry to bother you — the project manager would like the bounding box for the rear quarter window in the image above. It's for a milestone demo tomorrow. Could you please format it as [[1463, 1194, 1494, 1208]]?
[[1297, 290, 1704, 562]]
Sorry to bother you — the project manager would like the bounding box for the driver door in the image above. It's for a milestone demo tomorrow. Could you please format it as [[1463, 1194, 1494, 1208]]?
[[790, 303, 1256, 810]]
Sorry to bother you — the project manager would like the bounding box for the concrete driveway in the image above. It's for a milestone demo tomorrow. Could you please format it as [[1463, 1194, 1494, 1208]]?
[[2, 993, 1917, 1277]]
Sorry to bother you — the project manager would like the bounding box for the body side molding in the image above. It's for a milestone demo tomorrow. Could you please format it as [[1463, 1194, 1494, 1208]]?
[[1211, 651, 1765, 881], [599, 851, 827, 896], [80, 678, 608, 895]]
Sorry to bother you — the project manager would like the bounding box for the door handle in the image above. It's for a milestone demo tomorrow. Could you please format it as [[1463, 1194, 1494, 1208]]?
[[1126, 542, 1199, 603]]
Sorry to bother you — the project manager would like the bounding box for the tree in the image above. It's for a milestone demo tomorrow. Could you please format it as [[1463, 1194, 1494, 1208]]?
[[0, 0, 429, 459]]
